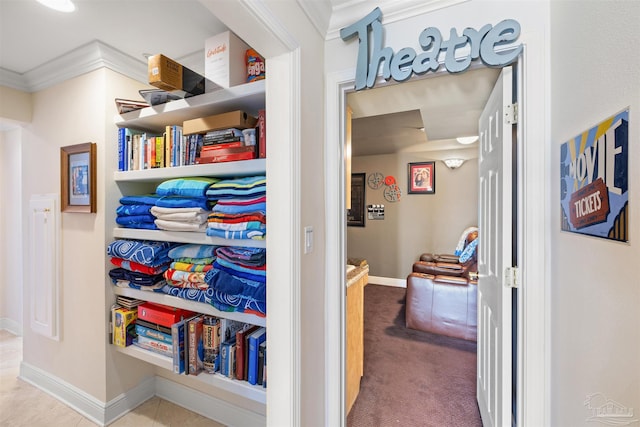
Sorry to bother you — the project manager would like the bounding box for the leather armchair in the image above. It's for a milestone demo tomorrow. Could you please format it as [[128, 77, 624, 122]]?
[[405, 273, 477, 341]]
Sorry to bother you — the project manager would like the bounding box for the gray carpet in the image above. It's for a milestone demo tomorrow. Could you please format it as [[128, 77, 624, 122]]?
[[347, 284, 482, 427]]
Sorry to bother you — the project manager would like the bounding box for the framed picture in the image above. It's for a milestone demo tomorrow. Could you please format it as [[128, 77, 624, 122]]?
[[408, 161, 435, 194], [347, 173, 366, 227], [61, 142, 97, 213]]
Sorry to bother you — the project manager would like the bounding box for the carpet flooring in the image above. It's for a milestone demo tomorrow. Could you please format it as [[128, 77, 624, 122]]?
[[347, 284, 482, 427]]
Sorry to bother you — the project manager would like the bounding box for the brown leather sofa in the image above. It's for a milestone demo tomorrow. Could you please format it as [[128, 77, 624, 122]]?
[[405, 273, 477, 341], [412, 252, 478, 279]]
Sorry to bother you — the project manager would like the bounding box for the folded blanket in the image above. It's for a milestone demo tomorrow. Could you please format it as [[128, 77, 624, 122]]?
[[119, 194, 161, 205], [170, 261, 213, 272], [108, 268, 165, 286], [150, 206, 208, 220], [115, 221, 159, 230], [110, 257, 169, 275], [107, 240, 175, 266], [116, 204, 153, 216], [156, 196, 212, 210], [214, 260, 266, 283], [215, 195, 266, 206], [207, 221, 265, 231], [204, 268, 266, 303], [205, 228, 265, 240], [172, 256, 215, 265], [168, 244, 217, 260], [215, 257, 266, 276], [211, 202, 266, 215], [206, 176, 266, 199], [165, 280, 209, 290], [154, 219, 207, 232], [156, 177, 218, 198], [163, 269, 207, 284], [216, 246, 266, 266], [115, 214, 156, 225], [160, 284, 266, 317], [207, 212, 266, 224]]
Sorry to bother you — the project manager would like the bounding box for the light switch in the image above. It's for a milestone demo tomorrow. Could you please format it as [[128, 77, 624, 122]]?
[[304, 226, 314, 254]]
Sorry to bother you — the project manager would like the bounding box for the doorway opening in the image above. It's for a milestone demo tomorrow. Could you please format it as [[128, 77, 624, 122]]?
[[339, 63, 521, 426]]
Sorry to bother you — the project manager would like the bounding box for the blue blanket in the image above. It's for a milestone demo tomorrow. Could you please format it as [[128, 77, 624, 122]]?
[[156, 177, 218, 198], [107, 239, 175, 266], [204, 268, 265, 303], [168, 244, 218, 260]]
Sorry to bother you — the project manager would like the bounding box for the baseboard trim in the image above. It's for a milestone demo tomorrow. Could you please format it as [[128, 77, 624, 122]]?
[[0, 318, 23, 336], [368, 275, 407, 288], [18, 361, 264, 427], [19, 361, 113, 426], [155, 376, 266, 427]]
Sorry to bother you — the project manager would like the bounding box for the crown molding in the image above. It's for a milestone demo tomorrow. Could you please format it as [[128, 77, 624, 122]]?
[[0, 40, 147, 93], [326, 0, 469, 40], [297, 0, 333, 39]]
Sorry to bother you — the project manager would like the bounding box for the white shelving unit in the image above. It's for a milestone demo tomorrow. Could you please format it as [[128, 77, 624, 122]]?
[[116, 345, 266, 404], [111, 80, 267, 405]]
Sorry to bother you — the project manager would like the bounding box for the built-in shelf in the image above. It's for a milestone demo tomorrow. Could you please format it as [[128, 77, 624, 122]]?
[[115, 345, 266, 404], [113, 287, 266, 327], [112, 227, 266, 248], [114, 159, 266, 182], [115, 80, 265, 134]]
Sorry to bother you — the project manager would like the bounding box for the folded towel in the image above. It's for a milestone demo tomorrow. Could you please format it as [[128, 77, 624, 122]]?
[[107, 240, 175, 266], [205, 228, 265, 240], [154, 219, 207, 232], [168, 244, 217, 260], [156, 177, 219, 198]]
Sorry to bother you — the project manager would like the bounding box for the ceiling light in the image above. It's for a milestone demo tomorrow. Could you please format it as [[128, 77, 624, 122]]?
[[456, 136, 479, 145], [36, 0, 76, 12], [443, 158, 465, 169]]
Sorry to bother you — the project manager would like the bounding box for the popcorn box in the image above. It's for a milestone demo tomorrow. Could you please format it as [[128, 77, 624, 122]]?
[[205, 31, 250, 90], [112, 307, 137, 347]]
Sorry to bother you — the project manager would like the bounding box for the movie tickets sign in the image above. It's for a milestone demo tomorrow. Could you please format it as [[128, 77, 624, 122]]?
[[560, 109, 629, 242]]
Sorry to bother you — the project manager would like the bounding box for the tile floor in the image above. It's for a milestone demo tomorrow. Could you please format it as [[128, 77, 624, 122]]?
[[0, 329, 225, 427]]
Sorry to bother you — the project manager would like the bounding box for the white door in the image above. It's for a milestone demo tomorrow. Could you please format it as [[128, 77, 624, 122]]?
[[477, 66, 515, 427]]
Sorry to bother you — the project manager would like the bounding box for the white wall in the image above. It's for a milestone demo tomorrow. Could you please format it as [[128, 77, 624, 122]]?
[[550, 1, 640, 425], [0, 128, 23, 334]]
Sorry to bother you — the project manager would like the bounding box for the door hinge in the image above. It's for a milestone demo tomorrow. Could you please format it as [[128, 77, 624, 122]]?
[[505, 103, 518, 124], [504, 266, 520, 288]]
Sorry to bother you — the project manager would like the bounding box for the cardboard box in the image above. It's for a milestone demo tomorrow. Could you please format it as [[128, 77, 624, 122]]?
[[183, 110, 257, 135], [205, 31, 250, 89], [148, 54, 206, 96], [113, 307, 137, 347]]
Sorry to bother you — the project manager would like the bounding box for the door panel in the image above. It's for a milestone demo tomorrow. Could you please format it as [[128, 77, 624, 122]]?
[[477, 66, 514, 427]]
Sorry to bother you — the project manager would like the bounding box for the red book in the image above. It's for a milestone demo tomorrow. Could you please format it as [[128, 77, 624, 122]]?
[[137, 302, 195, 328], [257, 109, 266, 158], [200, 140, 244, 151], [196, 149, 257, 164], [235, 325, 259, 380]]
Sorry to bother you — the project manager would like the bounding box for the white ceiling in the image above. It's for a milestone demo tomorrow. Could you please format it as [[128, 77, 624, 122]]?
[[0, 0, 498, 157]]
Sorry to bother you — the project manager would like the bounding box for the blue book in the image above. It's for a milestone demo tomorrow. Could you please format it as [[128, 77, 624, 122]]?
[[171, 319, 186, 374], [118, 127, 126, 171], [247, 327, 266, 385]]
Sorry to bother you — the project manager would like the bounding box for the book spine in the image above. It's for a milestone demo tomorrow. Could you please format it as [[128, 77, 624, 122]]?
[[202, 317, 219, 373], [258, 109, 266, 158], [125, 129, 132, 171], [247, 329, 265, 385], [171, 320, 185, 374], [196, 151, 256, 164], [200, 141, 244, 151], [188, 316, 204, 375], [257, 341, 266, 385], [165, 126, 172, 167], [118, 128, 126, 171]]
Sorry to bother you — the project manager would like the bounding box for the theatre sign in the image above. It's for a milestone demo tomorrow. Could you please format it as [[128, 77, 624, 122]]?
[[560, 109, 629, 242]]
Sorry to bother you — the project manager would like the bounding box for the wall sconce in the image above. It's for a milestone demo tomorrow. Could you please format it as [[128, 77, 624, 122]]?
[[443, 158, 465, 169]]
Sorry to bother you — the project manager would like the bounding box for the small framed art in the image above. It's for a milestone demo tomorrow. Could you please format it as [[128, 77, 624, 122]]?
[[60, 142, 97, 213], [408, 161, 435, 194]]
